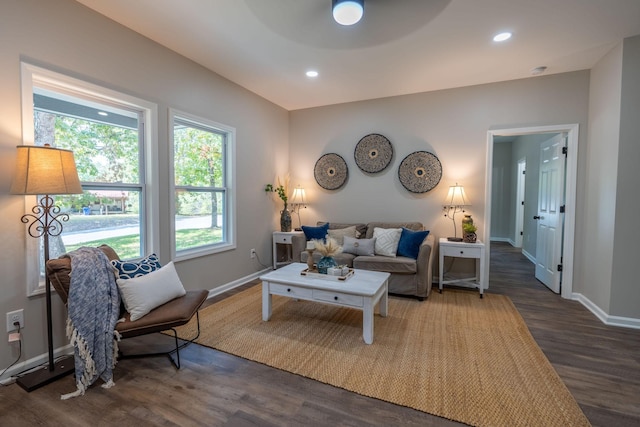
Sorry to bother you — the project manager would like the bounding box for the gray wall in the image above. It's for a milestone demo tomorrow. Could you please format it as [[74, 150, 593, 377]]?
[[572, 35, 640, 320], [289, 73, 591, 238], [578, 44, 623, 313], [490, 142, 513, 241], [0, 0, 288, 369], [611, 36, 640, 317], [289, 73, 590, 276]]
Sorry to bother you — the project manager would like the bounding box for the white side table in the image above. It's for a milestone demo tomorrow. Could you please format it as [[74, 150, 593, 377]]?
[[272, 231, 304, 269], [438, 237, 486, 298]]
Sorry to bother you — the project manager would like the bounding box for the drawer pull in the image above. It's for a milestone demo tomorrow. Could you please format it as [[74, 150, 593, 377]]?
[[460, 251, 464, 254], [287, 288, 291, 292], [334, 296, 338, 301]]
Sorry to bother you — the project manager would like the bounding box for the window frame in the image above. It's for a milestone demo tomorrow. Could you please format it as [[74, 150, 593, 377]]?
[[20, 62, 159, 297], [169, 108, 236, 261]]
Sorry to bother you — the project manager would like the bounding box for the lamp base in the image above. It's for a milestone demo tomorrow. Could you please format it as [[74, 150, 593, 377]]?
[[16, 355, 74, 392], [447, 237, 463, 242]]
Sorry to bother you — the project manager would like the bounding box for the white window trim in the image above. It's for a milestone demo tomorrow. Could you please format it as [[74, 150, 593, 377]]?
[[169, 108, 236, 262], [20, 62, 159, 296]]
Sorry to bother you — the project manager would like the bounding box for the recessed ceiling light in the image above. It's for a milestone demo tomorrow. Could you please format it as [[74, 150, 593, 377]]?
[[98, 111, 108, 116], [306, 70, 319, 78], [493, 32, 512, 42]]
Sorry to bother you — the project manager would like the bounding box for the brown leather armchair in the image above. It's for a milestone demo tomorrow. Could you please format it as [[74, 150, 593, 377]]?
[[46, 245, 208, 369]]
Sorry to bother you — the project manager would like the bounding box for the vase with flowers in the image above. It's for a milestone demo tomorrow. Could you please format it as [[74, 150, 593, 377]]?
[[312, 236, 343, 274], [265, 177, 291, 232]]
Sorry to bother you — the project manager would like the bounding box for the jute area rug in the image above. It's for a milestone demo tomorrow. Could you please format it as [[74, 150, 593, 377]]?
[[175, 285, 590, 427]]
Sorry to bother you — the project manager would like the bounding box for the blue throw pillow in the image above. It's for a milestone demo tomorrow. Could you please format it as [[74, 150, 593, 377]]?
[[111, 253, 162, 280], [302, 223, 329, 241], [397, 228, 430, 259]]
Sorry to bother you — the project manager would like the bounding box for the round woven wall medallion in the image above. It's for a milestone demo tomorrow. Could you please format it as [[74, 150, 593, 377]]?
[[314, 153, 348, 190], [354, 133, 393, 173], [397, 151, 442, 193]]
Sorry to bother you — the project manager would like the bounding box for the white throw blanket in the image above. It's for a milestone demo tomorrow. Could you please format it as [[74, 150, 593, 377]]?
[[62, 247, 121, 399]]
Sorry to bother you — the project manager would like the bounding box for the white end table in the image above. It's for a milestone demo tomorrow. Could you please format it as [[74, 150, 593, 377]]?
[[438, 237, 486, 298], [272, 231, 304, 269]]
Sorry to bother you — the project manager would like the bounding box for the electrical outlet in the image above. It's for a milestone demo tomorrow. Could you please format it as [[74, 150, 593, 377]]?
[[250, 248, 256, 259], [6, 309, 24, 333]]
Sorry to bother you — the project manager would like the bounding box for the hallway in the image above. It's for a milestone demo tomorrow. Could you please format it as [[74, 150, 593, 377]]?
[[488, 242, 640, 426]]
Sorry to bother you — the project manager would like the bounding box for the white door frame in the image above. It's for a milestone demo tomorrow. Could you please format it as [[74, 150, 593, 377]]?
[[514, 158, 526, 248], [485, 124, 579, 299]]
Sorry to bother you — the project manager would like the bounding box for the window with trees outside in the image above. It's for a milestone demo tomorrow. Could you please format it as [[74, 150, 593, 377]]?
[[21, 63, 157, 295], [171, 111, 235, 259]]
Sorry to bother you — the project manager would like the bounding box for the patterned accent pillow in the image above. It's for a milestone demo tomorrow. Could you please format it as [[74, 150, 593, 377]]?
[[327, 226, 360, 245], [397, 228, 430, 259], [373, 227, 402, 257], [111, 253, 162, 280], [116, 261, 186, 321], [343, 236, 376, 256]]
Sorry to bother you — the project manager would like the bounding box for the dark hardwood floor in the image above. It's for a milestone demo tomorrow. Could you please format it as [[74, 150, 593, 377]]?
[[488, 242, 640, 427], [0, 242, 638, 426]]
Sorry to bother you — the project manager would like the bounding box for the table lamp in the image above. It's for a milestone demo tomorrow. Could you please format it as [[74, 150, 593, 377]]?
[[443, 183, 470, 242]]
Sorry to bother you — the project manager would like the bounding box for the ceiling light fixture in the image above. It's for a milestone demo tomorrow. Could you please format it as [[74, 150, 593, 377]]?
[[306, 70, 319, 78], [332, 0, 364, 26], [493, 32, 512, 42]]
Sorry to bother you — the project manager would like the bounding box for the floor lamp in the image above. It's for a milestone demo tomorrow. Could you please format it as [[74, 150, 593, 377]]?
[[10, 145, 83, 392], [443, 183, 470, 242]]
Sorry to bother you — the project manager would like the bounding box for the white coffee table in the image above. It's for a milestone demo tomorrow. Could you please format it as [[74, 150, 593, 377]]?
[[260, 263, 390, 344]]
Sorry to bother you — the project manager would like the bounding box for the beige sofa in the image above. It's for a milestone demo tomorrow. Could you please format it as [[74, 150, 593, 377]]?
[[292, 222, 435, 300]]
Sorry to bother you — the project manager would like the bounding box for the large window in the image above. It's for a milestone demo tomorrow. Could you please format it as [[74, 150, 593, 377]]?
[[21, 63, 157, 295], [171, 111, 235, 259], [33, 89, 144, 258]]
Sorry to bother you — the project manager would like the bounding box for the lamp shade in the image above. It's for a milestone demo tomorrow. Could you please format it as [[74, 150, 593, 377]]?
[[290, 187, 306, 204], [332, 0, 364, 26], [444, 183, 470, 207], [10, 145, 83, 195]]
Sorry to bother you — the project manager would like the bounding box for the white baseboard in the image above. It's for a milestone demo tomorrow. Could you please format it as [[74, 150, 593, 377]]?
[[521, 249, 536, 264], [572, 293, 640, 330], [207, 267, 270, 298], [0, 376, 16, 386], [0, 344, 74, 384], [489, 237, 511, 243]]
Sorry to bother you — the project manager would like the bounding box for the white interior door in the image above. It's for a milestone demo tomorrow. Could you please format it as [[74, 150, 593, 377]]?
[[535, 134, 566, 293], [515, 159, 526, 248]]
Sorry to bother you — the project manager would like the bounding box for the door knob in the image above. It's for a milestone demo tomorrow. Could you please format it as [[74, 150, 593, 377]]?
[[533, 215, 541, 220]]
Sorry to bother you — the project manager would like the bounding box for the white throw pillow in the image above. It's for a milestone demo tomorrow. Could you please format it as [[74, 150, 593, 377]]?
[[373, 227, 402, 257], [117, 261, 187, 321], [328, 226, 359, 245]]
